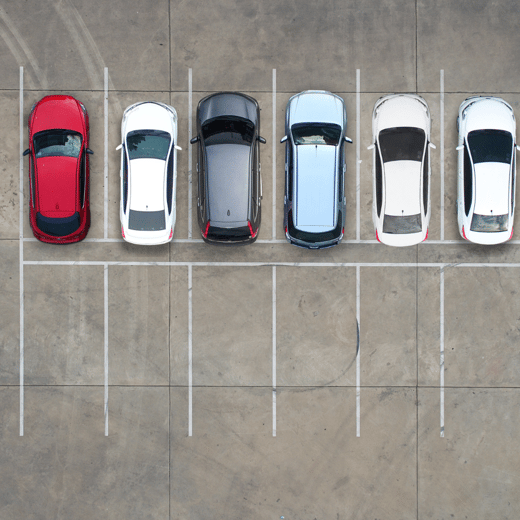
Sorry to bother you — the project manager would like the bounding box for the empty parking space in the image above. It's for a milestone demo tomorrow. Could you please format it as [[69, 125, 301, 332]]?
[[192, 266, 272, 386], [24, 265, 104, 385], [277, 266, 357, 386]]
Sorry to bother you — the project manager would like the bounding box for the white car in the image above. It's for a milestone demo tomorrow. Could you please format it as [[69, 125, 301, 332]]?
[[369, 94, 435, 247], [457, 96, 519, 245], [117, 102, 181, 245]]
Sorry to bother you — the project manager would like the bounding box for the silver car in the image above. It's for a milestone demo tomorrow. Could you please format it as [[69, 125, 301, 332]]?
[[281, 91, 352, 249]]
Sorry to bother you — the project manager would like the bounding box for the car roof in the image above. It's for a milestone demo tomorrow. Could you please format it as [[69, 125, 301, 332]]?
[[383, 161, 422, 217], [294, 144, 337, 230], [206, 143, 251, 225], [473, 162, 510, 216], [129, 158, 165, 212]]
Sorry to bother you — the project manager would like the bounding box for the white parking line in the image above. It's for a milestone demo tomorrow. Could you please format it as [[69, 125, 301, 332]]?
[[188, 68, 193, 240], [440, 70, 445, 241], [19, 66, 24, 437], [356, 69, 361, 242], [272, 68, 277, 240], [272, 265, 277, 437], [356, 265, 360, 437], [104, 264, 109, 436], [25, 261, 519, 268], [440, 267, 445, 437], [104, 67, 108, 240], [188, 264, 193, 436]]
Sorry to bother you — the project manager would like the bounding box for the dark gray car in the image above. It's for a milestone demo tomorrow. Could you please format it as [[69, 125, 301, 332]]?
[[190, 92, 266, 244]]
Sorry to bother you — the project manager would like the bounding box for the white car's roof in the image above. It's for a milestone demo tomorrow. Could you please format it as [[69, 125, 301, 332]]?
[[123, 102, 175, 135], [473, 162, 510, 216], [288, 91, 345, 127], [383, 161, 421, 216], [129, 158, 165, 212], [463, 98, 515, 134], [374, 95, 429, 133]]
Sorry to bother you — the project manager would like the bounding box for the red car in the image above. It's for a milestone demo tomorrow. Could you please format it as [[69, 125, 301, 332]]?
[[24, 95, 93, 243]]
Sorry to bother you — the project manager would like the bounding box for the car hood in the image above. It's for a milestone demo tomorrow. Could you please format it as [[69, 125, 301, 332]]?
[[123, 102, 174, 135], [206, 143, 250, 224], [473, 162, 510, 215], [199, 93, 258, 125], [288, 91, 344, 127], [374, 95, 429, 133], [294, 144, 337, 229], [32, 97, 84, 134], [464, 99, 515, 134], [129, 158, 166, 211], [383, 161, 421, 216], [36, 156, 78, 217]]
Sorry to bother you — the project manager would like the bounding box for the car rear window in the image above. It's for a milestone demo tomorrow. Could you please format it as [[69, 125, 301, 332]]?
[[379, 127, 425, 162], [383, 213, 422, 234], [128, 210, 166, 231], [467, 130, 513, 164], [470, 213, 509, 232], [207, 225, 251, 241], [34, 130, 82, 159], [288, 209, 342, 244], [36, 212, 81, 237], [291, 123, 341, 146], [202, 116, 254, 146], [127, 130, 171, 160]]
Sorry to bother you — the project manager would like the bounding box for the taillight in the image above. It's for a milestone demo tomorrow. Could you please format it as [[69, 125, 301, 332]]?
[[248, 221, 258, 238], [202, 220, 210, 238], [376, 229, 381, 243], [121, 226, 125, 238], [462, 226, 468, 240], [509, 227, 514, 240], [423, 229, 428, 241], [169, 228, 173, 240]]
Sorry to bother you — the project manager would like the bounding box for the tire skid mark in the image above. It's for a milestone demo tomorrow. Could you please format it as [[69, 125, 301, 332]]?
[[0, 6, 44, 89], [54, 0, 102, 90]]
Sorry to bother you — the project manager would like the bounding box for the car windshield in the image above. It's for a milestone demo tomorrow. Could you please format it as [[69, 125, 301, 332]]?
[[470, 213, 509, 232], [467, 130, 513, 164], [202, 116, 254, 146], [291, 123, 341, 146], [34, 130, 82, 159], [127, 130, 171, 160], [383, 214, 422, 234], [379, 127, 425, 162]]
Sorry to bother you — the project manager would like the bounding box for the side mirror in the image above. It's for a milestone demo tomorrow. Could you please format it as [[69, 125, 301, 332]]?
[[175, 145, 182, 151], [258, 136, 266, 144], [190, 136, 200, 144], [116, 144, 123, 151], [344, 136, 353, 144], [86, 148, 94, 155], [280, 135, 288, 143], [367, 144, 375, 151], [429, 143, 437, 149], [23, 148, 30, 156], [516, 145, 520, 152], [456, 145, 464, 151]]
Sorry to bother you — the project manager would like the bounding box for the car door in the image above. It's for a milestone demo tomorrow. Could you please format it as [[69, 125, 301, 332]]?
[[250, 141, 260, 231]]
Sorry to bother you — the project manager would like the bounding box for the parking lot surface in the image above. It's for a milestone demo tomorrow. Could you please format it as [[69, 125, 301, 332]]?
[[1, 1, 520, 519]]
